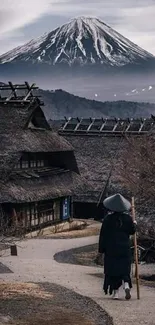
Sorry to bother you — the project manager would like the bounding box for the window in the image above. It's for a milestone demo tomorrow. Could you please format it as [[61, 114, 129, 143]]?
[[31, 204, 38, 226], [30, 160, 37, 168], [18, 204, 30, 227], [14, 162, 21, 169], [14, 158, 45, 169], [16, 201, 54, 228], [37, 160, 44, 167], [26, 208, 31, 227], [21, 161, 29, 169], [16, 203, 39, 228], [53, 200, 60, 221], [38, 201, 54, 224]]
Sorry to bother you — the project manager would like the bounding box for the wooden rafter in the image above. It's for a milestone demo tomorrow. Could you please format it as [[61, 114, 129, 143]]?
[[86, 118, 95, 132], [0, 81, 40, 103], [112, 118, 119, 132], [125, 119, 132, 132], [8, 81, 18, 99], [23, 82, 36, 101], [74, 118, 83, 131], [62, 117, 71, 130], [100, 118, 107, 132], [138, 119, 145, 133], [60, 117, 155, 135]]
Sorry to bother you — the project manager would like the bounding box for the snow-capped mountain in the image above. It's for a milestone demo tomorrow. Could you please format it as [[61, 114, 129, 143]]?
[[0, 16, 154, 67]]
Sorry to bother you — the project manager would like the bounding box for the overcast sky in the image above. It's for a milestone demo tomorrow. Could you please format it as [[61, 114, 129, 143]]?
[[0, 0, 155, 55]]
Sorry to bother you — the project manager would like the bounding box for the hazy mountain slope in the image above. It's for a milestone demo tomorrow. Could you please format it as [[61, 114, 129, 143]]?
[[38, 88, 155, 120]]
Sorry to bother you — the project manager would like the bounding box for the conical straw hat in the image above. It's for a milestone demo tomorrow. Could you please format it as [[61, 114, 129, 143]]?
[[103, 193, 131, 212]]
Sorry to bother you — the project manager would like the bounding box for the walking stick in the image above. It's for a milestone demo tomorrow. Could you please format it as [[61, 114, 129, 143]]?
[[131, 197, 140, 300]]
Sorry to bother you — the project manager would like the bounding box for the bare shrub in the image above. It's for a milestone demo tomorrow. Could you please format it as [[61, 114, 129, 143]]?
[[118, 134, 155, 241]]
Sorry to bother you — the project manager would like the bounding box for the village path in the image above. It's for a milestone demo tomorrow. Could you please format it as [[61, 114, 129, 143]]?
[[1, 236, 155, 325]]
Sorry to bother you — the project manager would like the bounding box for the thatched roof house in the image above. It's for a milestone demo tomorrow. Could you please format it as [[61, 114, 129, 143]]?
[[58, 117, 155, 223], [0, 83, 87, 233]]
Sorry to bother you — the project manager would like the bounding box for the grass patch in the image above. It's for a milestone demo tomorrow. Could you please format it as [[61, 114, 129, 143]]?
[[45, 222, 100, 239], [54, 244, 99, 266], [0, 282, 112, 325], [49, 227, 100, 239], [7, 309, 94, 325]]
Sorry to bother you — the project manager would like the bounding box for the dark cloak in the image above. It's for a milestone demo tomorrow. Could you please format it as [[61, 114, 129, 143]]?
[[98, 212, 136, 294]]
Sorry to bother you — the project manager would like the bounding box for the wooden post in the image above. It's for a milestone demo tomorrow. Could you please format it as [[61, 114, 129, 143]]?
[[131, 197, 140, 300], [10, 245, 17, 256]]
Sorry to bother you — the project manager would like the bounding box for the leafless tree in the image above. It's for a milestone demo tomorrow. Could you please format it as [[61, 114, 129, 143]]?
[[118, 134, 155, 242]]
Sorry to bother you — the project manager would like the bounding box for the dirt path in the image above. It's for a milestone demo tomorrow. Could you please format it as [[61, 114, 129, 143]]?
[[1, 236, 155, 325]]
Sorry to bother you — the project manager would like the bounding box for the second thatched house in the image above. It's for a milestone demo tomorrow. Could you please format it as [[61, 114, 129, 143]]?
[[58, 117, 155, 226]]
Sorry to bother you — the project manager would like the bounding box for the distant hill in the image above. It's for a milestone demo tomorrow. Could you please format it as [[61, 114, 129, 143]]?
[[37, 88, 155, 120]]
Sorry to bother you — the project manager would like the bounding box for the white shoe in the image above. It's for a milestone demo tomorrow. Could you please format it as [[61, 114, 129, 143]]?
[[112, 290, 119, 300], [125, 288, 131, 300], [124, 282, 131, 300]]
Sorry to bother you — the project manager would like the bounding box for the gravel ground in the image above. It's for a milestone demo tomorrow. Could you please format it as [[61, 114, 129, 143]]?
[[0, 236, 155, 325]]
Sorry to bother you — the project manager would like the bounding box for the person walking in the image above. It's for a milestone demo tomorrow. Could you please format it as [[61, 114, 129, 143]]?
[[98, 193, 137, 300]]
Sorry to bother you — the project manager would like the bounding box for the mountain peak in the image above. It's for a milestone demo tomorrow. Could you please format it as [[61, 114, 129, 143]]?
[[70, 16, 105, 23], [0, 16, 154, 66], [61, 16, 109, 33]]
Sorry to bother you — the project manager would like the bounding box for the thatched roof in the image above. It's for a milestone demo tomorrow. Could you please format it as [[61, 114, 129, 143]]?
[[0, 87, 84, 204], [0, 170, 88, 203], [56, 120, 155, 237], [59, 133, 140, 203], [0, 100, 72, 153], [1, 129, 72, 153], [0, 99, 46, 131], [0, 97, 76, 180], [57, 116, 155, 204]]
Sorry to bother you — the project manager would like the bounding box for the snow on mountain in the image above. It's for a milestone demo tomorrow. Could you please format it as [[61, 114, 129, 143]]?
[[0, 16, 154, 67], [123, 85, 154, 97]]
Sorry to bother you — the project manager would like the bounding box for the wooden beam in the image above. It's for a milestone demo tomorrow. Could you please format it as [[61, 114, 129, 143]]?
[[126, 119, 132, 132], [0, 82, 39, 103], [5, 92, 14, 102], [0, 99, 34, 104], [138, 118, 145, 133], [5, 82, 17, 101], [87, 118, 95, 132], [112, 118, 120, 132], [25, 81, 34, 95], [0, 83, 38, 90], [74, 118, 83, 131], [8, 81, 18, 98], [23, 82, 36, 101], [62, 117, 71, 130], [100, 118, 107, 132]]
